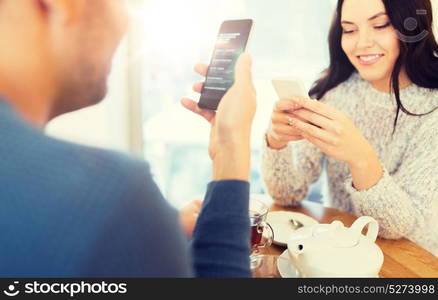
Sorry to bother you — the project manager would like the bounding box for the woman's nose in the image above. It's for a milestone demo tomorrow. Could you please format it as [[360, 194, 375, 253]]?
[[356, 29, 375, 49]]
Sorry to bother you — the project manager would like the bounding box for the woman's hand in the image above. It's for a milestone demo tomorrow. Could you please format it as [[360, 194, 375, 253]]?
[[266, 99, 305, 150], [288, 97, 383, 190]]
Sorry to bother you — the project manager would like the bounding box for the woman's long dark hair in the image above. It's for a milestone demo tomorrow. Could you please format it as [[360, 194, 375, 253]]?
[[309, 0, 438, 133]]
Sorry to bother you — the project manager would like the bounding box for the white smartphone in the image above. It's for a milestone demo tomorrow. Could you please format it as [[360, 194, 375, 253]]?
[[272, 77, 307, 100]]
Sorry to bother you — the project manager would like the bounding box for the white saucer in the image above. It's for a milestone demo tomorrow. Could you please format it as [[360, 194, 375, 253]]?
[[277, 250, 302, 278], [267, 211, 318, 246]]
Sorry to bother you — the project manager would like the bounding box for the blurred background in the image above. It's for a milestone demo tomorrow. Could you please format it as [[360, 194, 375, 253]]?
[[45, 0, 438, 208]]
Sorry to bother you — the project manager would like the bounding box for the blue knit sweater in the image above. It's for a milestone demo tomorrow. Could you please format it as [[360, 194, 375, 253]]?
[[0, 100, 251, 277]]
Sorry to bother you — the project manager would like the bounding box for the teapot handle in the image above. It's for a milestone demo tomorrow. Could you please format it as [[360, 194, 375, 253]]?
[[350, 216, 379, 242]]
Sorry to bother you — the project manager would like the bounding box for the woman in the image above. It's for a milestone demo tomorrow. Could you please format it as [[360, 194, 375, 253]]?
[[262, 0, 438, 256]]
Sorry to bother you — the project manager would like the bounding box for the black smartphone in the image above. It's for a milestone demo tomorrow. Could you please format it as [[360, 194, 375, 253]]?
[[198, 19, 253, 111]]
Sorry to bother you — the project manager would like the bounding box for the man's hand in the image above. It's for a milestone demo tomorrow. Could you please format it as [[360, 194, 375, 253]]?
[[179, 199, 202, 237], [181, 53, 256, 181]]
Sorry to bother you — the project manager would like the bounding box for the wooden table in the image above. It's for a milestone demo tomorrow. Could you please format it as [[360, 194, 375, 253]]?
[[259, 201, 438, 278]]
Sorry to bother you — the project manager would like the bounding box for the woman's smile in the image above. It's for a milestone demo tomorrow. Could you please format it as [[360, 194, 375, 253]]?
[[357, 54, 385, 66]]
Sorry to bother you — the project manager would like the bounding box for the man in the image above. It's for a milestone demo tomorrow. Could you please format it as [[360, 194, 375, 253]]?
[[0, 0, 256, 277]]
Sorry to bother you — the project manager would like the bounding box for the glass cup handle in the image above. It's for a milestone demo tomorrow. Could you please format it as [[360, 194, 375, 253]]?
[[257, 222, 274, 249]]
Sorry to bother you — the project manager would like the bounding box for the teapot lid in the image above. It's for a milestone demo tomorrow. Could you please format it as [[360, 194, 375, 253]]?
[[312, 221, 359, 248]]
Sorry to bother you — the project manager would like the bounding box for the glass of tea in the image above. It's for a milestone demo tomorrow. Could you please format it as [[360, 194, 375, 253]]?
[[249, 198, 274, 269]]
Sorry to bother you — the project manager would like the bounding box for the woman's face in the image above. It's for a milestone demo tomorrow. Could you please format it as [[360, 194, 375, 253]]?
[[341, 0, 400, 91]]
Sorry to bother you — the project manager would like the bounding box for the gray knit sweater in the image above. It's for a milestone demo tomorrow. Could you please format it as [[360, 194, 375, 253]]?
[[261, 72, 438, 257]]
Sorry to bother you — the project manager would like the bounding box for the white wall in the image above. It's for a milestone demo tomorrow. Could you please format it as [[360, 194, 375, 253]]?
[[434, 0, 438, 34]]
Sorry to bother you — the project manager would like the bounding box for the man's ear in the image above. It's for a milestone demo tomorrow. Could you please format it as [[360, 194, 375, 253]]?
[[35, 0, 85, 24]]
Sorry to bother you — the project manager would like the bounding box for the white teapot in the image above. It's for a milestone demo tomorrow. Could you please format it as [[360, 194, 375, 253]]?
[[287, 216, 384, 277]]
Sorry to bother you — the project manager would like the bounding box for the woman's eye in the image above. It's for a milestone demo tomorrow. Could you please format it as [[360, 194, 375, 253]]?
[[342, 29, 356, 34], [375, 23, 391, 30]]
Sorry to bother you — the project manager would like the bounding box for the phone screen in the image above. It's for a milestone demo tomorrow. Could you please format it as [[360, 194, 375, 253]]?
[[199, 19, 253, 110]]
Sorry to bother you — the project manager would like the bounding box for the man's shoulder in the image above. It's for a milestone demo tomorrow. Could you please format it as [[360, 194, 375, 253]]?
[[0, 118, 152, 198], [46, 136, 153, 192]]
